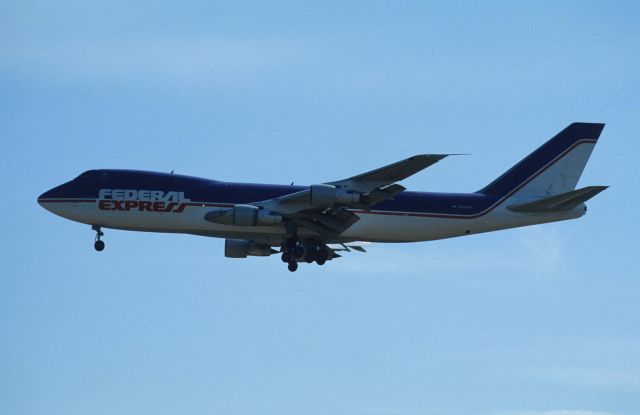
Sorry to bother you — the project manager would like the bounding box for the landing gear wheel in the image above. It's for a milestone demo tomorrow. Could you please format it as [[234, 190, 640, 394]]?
[[304, 248, 316, 263], [94, 240, 105, 252], [281, 251, 291, 263], [316, 249, 329, 265], [92, 225, 105, 252], [288, 261, 298, 272]]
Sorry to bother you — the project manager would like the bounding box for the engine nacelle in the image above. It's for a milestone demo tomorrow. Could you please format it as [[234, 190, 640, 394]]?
[[256, 209, 284, 225], [309, 184, 361, 206], [233, 204, 259, 226], [205, 205, 283, 226], [224, 239, 273, 258], [336, 189, 361, 205], [309, 184, 337, 206]]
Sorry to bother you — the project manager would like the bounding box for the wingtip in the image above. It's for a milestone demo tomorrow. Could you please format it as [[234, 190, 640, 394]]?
[[412, 153, 468, 160]]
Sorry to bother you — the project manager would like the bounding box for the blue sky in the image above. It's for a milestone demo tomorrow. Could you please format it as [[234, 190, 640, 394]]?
[[1, 1, 639, 414]]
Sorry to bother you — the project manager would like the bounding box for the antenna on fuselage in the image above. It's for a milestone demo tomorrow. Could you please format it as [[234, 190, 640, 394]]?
[[170, 170, 174, 174]]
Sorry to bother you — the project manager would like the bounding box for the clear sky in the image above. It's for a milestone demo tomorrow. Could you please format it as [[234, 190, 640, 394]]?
[[1, 1, 639, 415]]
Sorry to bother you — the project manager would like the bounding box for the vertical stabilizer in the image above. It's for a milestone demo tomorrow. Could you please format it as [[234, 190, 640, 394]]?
[[479, 122, 605, 198]]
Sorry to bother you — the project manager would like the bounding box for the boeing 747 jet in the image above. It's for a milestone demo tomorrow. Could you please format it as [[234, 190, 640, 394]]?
[[39, 122, 607, 271]]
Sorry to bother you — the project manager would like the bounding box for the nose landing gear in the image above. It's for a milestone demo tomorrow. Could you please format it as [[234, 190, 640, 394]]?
[[92, 225, 105, 252]]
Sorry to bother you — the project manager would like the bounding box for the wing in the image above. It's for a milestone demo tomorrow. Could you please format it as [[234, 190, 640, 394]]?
[[320, 241, 370, 260], [253, 154, 450, 237], [206, 154, 450, 238], [257, 154, 449, 211], [327, 154, 449, 192]]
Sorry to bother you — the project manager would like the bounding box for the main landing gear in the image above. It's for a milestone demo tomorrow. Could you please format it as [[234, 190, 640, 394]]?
[[280, 236, 330, 272], [92, 225, 105, 252]]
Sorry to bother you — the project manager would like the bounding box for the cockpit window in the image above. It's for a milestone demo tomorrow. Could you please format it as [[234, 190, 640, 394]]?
[[77, 170, 95, 179], [75, 170, 108, 188]]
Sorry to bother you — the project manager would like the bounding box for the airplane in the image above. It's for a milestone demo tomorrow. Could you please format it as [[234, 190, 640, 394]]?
[[38, 122, 607, 272]]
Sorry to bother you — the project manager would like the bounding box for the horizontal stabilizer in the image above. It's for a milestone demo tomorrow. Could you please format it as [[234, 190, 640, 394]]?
[[507, 186, 608, 213]]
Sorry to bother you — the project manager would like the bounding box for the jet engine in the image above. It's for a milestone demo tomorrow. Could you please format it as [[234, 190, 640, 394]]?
[[309, 184, 361, 206], [205, 205, 283, 226], [224, 239, 274, 258]]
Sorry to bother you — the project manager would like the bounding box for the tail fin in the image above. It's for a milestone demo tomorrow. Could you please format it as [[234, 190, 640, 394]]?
[[479, 122, 605, 198]]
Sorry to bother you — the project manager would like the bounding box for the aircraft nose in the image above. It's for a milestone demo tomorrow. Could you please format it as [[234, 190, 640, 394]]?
[[38, 178, 83, 217], [38, 181, 71, 206], [38, 188, 56, 207], [38, 189, 51, 204]]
